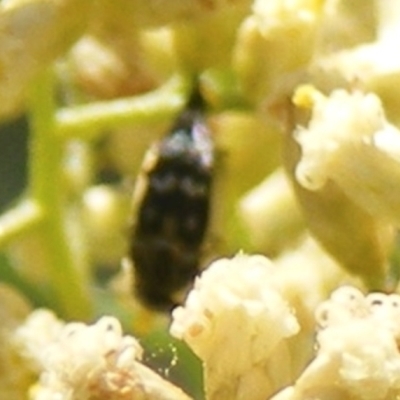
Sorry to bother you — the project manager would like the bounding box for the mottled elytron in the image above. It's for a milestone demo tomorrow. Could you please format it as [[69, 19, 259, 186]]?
[[129, 89, 214, 311]]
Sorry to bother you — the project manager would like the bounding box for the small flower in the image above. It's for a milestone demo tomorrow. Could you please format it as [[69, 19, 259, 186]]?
[[238, 168, 305, 255], [272, 286, 400, 400], [286, 85, 395, 287], [170, 253, 299, 400], [82, 185, 130, 266], [293, 86, 385, 190], [367, 292, 400, 344], [293, 85, 400, 226], [233, 0, 324, 102], [15, 311, 192, 400], [315, 285, 369, 328], [14, 309, 65, 372]]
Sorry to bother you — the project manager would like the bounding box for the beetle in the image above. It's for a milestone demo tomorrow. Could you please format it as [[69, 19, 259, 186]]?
[[129, 88, 214, 311]]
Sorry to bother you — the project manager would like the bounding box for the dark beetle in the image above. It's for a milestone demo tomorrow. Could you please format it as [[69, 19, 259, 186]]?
[[129, 89, 214, 311]]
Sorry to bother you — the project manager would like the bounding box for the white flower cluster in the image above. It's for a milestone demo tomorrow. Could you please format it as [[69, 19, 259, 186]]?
[[15, 310, 191, 400], [294, 87, 391, 190], [170, 253, 300, 400], [293, 86, 400, 226], [4, 1, 400, 400], [272, 286, 400, 400], [14, 309, 65, 372]]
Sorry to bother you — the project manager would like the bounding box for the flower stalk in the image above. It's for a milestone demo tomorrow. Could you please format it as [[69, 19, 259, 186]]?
[[55, 74, 191, 140], [27, 69, 92, 320], [0, 200, 43, 248]]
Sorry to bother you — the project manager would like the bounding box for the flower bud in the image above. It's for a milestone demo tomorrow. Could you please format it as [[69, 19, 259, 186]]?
[[0, 0, 92, 117], [233, 0, 323, 103], [82, 185, 130, 266], [238, 168, 305, 255]]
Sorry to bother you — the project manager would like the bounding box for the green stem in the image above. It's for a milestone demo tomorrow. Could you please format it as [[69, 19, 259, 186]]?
[[55, 74, 191, 140], [0, 199, 43, 248], [28, 69, 92, 320]]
